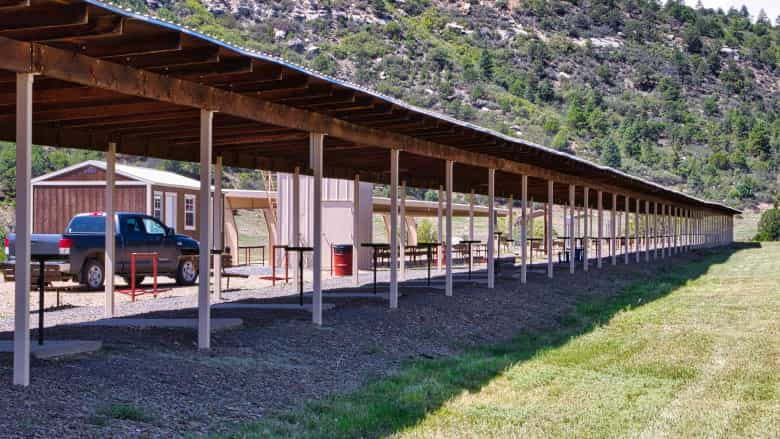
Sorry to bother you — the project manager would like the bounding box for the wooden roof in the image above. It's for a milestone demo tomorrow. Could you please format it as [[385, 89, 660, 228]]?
[[0, 0, 738, 215]]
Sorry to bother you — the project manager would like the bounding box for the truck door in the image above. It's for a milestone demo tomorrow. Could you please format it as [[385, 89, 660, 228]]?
[[141, 216, 178, 273], [118, 215, 149, 274]]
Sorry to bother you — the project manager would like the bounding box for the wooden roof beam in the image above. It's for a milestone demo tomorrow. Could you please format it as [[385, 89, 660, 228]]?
[[48, 31, 181, 57], [0, 15, 123, 42], [0, 3, 87, 31], [105, 46, 219, 69], [0, 0, 29, 11]]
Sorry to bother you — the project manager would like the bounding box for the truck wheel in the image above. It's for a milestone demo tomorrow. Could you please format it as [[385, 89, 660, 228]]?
[[81, 259, 105, 290], [175, 259, 197, 286], [121, 275, 144, 288]]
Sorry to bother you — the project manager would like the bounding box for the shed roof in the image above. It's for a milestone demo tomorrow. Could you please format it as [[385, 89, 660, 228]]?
[[32, 160, 201, 190]]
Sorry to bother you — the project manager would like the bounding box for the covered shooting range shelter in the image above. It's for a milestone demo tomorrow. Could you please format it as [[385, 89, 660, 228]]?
[[0, 0, 739, 386]]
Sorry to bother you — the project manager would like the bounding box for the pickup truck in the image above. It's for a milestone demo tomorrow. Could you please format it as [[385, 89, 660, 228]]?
[[5, 212, 200, 290]]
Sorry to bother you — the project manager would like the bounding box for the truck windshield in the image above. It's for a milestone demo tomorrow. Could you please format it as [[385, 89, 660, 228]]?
[[66, 216, 105, 234]]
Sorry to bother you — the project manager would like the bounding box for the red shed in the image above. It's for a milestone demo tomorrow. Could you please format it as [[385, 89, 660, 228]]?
[[31, 160, 201, 238]]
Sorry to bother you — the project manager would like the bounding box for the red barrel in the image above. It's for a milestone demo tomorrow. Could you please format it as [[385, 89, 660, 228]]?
[[333, 244, 353, 276]]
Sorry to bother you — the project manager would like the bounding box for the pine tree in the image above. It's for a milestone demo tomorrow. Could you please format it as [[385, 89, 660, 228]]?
[[479, 49, 493, 80]]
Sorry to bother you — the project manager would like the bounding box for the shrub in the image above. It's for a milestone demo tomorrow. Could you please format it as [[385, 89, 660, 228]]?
[[755, 209, 780, 241]]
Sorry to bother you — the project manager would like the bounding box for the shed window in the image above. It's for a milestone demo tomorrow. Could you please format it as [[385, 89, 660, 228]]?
[[184, 194, 196, 230], [153, 192, 162, 220]]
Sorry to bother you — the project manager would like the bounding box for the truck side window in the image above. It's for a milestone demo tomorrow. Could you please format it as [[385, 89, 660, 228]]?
[[122, 217, 145, 239], [143, 218, 166, 236]]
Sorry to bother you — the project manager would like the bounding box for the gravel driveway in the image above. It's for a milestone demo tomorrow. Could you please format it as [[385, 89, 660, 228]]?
[[0, 254, 703, 438]]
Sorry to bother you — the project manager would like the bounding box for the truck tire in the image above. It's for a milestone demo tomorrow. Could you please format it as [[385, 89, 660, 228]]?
[[81, 259, 105, 290], [121, 275, 145, 288], [175, 259, 197, 286]]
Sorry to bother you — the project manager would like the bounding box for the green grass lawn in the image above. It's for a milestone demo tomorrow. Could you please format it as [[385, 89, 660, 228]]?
[[227, 242, 780, 438]]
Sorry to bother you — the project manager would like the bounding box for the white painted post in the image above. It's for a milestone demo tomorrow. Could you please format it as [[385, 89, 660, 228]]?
[[14, 72, 33, 386], [624, 196, 629, 264], [198, 109, 213, 350], [583, 187, 589, 272], [311, 133, 324, 323], [105, 142, 116, 317], [529, 197, 534, 258], [507, 194, 514, 251], [635, 198, 640, 263], [667, 205, 672, 255], [487, 169, 495, 289], [675, 207, 680, 254], [569, 184, 576, 274], [213, 155, 223, 301], [437, 185, 443, 273], [400, 180, 406, 280], [292, 167, 300, 285], [352, 174, 360, 286], [611, 193, 617, 266], [655, 202, 660, 259], [645, 200, 650, 262], [547, 180, 554, 279], [389, 150, 399, 308], [445, 160, 454, 296], [597, 190, 603, 269], [469, 189, 474, 269], [520, 175, 527, 284]]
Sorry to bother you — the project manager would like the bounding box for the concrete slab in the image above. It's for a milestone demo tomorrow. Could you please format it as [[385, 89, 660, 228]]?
[[0, 340, 102, 359], [304, 292, 391, 299], [77, 318, 243, 331], [213, 303, 335, 311]]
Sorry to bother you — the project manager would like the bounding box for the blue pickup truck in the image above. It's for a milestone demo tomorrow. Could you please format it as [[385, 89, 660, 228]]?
[[5, 212, 200, 290]]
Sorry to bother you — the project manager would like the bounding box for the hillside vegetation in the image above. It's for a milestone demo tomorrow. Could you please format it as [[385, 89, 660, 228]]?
[[113, 0, 780, 208], [1, 0, 778, 219]]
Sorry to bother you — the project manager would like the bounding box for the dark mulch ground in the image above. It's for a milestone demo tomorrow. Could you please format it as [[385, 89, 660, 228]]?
[[0, 252, 703, 438]]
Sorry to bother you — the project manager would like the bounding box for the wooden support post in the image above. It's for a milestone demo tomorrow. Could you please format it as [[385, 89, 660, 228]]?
[[198, 109, 213, 349], [547, 180, 554, 279], [569, 184, 576, 274], [597, 190, 603, 269], [437, 185, 443, 273], [445, 160, 454, 296], [352, 174, 360, 286], [311, 133, 324, 323], [583, 187, 589, 272], [213, 155, 223, 301], [14, 72, 33, 386], [105, 142, 116, 317], [389, 150, 399, 307], [487, 169, 495, 289], [611, 193, 617, 266], [520, 175, 528, 284]]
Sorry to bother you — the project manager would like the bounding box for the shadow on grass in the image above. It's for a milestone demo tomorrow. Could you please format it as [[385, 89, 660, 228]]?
[[227, 245, 751, 438]]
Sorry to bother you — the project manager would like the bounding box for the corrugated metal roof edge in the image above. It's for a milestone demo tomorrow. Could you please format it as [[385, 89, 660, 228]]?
[[86, 0, 740, 215]]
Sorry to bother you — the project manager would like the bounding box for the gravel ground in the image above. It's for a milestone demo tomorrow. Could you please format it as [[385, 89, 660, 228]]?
[[0, 252, 708, 438]]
